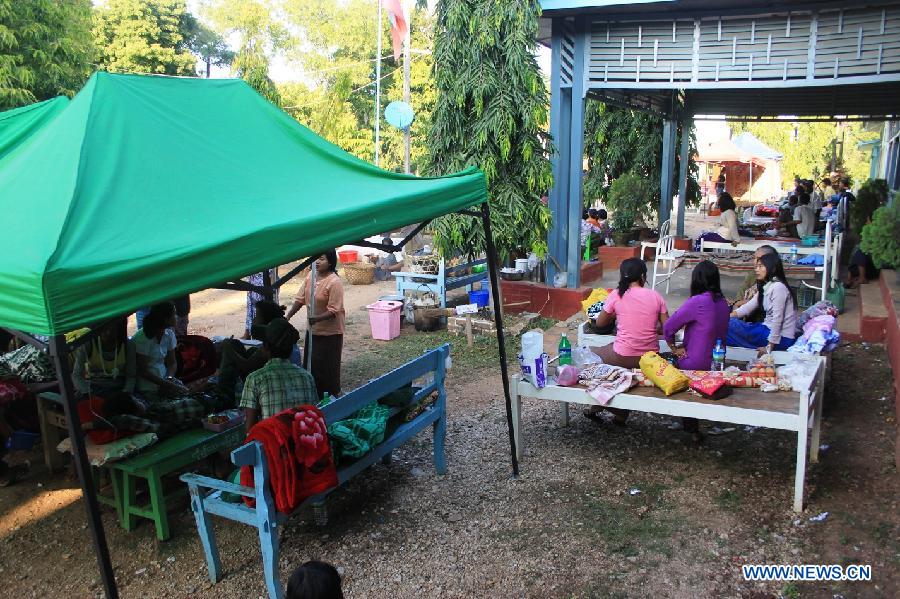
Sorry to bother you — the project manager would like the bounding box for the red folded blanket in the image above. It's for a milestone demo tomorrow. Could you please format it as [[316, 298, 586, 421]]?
[[241, 405, 338, 514]]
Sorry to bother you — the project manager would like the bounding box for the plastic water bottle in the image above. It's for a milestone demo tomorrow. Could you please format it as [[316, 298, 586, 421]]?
[[711, 339, 726, 372], [318, 392, 332, 408], [789, 244, 798, 265], [558, 332, 572, 366]]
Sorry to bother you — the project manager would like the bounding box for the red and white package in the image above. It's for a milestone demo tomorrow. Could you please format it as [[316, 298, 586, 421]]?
[[689, 376, 732, 400]]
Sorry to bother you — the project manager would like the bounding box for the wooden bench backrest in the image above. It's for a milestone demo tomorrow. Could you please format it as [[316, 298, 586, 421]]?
[[230, 343, 451, 468], [321, 343, 450, 423], [444, 258, 486, 277]]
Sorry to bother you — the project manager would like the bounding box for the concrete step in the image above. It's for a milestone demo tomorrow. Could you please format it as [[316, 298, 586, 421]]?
[[859, 282, 888, 342], [838, 289, 862, 343]]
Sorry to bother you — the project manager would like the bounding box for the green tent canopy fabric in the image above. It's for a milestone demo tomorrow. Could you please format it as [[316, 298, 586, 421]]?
[[0, 96, 69, 161], [0, 73, 487, 335]]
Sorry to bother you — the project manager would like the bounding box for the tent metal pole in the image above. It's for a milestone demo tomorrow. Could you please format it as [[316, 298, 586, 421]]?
[[48, 335, 119, 599], [262, 268, 274, 302], [479, 201, 519, 477], [305, 263, 317, 375], [3, 328, 48, 351], [275, 256, 317, 289]]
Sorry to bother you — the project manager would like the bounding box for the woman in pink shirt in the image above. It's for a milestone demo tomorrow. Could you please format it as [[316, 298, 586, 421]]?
[[586, 258, 668, 424]]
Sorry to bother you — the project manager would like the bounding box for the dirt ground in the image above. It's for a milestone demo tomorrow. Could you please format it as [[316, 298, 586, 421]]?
[[1, 263, 898, 598]]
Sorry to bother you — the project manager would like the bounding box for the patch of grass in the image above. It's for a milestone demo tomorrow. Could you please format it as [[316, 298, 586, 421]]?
[[714, 488, 742, 512], [530, 316, 557, 330], [781, 583, 801, 599], [580, 497, 676, 557], [342, 329, 518, 390]]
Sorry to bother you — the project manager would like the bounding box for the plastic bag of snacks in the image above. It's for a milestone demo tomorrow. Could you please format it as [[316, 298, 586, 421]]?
[[689, 376, 732, 400], [556, 365, 581, 387], [746, 354, 777, 378], [639, 352, 690, 396], [580, 288, 609, 313]]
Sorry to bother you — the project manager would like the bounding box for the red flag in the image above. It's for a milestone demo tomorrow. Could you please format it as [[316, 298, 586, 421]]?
[[382, 0, 407, 61]]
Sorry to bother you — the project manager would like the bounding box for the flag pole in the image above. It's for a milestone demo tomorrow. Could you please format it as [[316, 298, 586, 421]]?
[[403, 0, 412, 174], [375, 0, 383, 167]]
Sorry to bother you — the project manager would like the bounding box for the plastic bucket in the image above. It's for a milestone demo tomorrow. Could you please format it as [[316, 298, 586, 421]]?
[[337, 250, 359, 264], [366, 300, 403, 340], [514, 258, 529, 273], [378, 295, 406, 322], [468, 289, 489, 308], [5, 430, 38, 451]]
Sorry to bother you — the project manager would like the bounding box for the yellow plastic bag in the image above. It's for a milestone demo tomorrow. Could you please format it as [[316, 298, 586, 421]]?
[[580, 287, 609, 313], [639, 352, 690, 396]]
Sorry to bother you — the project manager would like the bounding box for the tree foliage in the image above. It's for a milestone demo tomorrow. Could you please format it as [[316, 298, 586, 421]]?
[[93, 0, 197, 76], [607, 172, 652, 231], [851, 178, 889, 233], [279, 0, 435, 172], [203, 0, 289, 105], [583, 101, 700, 215], [184, 18, 234, 78], [861, 204, 900, 269], [426, 0, 552, 260], [0, 0, 93, 110], [731, 121, 879, 189]]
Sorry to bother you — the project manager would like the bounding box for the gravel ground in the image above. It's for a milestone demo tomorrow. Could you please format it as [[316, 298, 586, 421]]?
[[1, 340, 897, 598]]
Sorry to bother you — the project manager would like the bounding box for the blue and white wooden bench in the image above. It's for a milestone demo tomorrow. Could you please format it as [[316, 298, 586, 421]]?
[[393, 257, 487, 307], [180, 344, 450, 599]]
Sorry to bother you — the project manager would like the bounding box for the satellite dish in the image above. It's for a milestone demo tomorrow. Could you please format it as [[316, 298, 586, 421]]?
[[385, 101, 415, 130]]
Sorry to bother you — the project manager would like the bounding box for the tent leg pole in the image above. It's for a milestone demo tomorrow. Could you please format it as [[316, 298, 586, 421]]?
[[48, 336, 118, 599], [480, 201, 519, 477]]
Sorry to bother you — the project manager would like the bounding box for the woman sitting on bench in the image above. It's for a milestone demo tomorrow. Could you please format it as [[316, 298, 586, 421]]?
[[727, 252, 797, 354], [73, 316, 136, 398], [133, 302, 189, 400], [585, 258, 669, 425]]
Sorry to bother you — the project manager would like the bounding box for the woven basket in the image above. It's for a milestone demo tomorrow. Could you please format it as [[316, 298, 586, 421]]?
[[405, 254, 439, 274], [342, 261, 375, 285]]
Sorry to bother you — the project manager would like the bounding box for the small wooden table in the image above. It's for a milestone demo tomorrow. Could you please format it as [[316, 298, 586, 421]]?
[[511, 356, 825, 512], [103, 425, 246, 540]]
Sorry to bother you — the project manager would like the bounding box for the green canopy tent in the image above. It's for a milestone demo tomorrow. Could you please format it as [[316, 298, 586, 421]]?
[[0, 96, 68, 161], [0, 73, 519, 598]]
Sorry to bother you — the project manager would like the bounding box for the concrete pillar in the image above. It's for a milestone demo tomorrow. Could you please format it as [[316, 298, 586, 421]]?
[[676, 111, 693, 237], [547, 18, 571, 286]]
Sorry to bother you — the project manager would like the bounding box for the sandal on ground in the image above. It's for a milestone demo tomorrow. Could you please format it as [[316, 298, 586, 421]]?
[[582, 408, 605, 424], [0, 462, 29, 487], [611, 415, 628, 427]]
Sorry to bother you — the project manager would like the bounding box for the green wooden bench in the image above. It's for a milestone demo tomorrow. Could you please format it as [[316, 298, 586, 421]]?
[[102, 426, 246, 541], [39, 391, 245, 540]]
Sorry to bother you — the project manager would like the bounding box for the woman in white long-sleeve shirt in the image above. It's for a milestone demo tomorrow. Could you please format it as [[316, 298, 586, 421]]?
[[697, 192, 741, 249], [727, 252, 797, 354], [715, 192, 741, 242]]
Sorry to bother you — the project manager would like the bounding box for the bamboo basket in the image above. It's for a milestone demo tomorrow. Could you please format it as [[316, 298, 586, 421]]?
[[342, 261, 375, 285], [405, 254, 439, 274]]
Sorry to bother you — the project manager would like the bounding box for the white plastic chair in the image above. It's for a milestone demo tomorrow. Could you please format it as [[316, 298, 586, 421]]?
[[650, 221, 686, 294], [640, 219, 670, 261]]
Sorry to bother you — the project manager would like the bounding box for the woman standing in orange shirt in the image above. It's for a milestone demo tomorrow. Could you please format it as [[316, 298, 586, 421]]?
[[286, 250, 345, 397]]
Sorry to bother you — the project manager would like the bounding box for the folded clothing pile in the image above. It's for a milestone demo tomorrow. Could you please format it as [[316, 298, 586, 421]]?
[[578, 363, 635, 405], [789, 314, 840, 354]]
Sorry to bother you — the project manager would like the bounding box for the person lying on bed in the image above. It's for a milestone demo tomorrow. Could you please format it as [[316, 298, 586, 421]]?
[[87, 391, 208, 438], [585, 258, 668, 425], [727, 252, 797, 354], [663, 261, 730, 442]]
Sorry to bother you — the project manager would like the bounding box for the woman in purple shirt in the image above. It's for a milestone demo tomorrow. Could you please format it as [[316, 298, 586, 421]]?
[[663, 261, 730, 441]]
